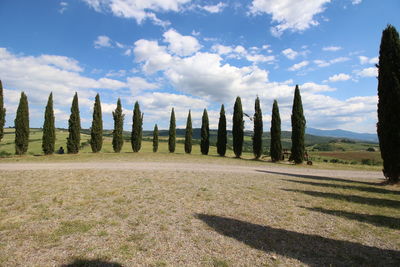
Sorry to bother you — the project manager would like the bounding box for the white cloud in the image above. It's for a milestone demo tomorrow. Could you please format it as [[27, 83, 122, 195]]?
[[352, 0, 362, 5], [301, 82, 336, 92], [211, 44, 233, 55], [201, 2, 227, 13], [133, 39, 172, 74], [288, 60, 309, 71], [59, 2, 68, 14], [328, 73, 351, 82], [94, 35, 113, 48], [249, 0, 331, 36], [314, 57, 350, 67], [127, 77, 158, 95], [163, 29, 201, 56], [82, 0, 190, 26], [245, 54, 275, 63], [282, 48, 298, 60], [322, 46, 342, 52], [359, 55, 378, 65], [37, 55, 83, 72], [0, 47, 127, 110], [356, 67, 378, 77]]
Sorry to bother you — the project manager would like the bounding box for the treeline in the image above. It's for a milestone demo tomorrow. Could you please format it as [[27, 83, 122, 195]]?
[[0, 80, 308, 164]]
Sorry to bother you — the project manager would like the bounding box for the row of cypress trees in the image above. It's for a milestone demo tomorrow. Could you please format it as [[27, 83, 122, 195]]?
[[1, 81, 305, 163]]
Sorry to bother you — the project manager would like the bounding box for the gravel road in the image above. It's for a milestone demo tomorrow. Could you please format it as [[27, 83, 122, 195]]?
[[0, 161, 385, 180]]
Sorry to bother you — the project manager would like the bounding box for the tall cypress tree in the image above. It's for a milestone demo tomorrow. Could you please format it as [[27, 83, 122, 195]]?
[[217, 104, 227, 156], [153, 124, 158, 153], [168, 108, 176, 153], [131, 101, 142, 152], [67, 92, 81, 154], [42, 92, 55, 155], [270, 100, 282, 162], [377, 25, 400, 183], [90, 93, 103, 153], [201, 108, 209, 155], [232, 96, 244, 158], [15, 92, 29, 155], [185, 110, 192, 154], [253, 96, 263, 159], [0, 80, 5, 142], [291, 85, 306, 164], [112, 98, 124, 153]]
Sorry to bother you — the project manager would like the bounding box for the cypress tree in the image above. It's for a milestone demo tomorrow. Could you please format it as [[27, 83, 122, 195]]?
[[217, 104, 227, 156], [139, 113, 143, 151], [168, 108, 176, 153], [185, 110, 192, 154], [270, 100, 282, 162], [253, 96, 263, 159], [67, 92, 81, 154], [377, 25, 400, 183], [291, 85, 306, 164], [201, 108, 209, 155], [14, 92, 29, 155], [42, 92, 55, 155], [153, 124, 158, 152], [0, 80, 5, 142], [90, 93, 103, 153], [232, 96, 244, 158], [112, 98, 124, 153], [131, 101, 142, 152]]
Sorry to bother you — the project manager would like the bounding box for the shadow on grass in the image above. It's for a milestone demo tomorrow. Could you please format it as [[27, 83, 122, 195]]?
[[303, 207, 400, 230], [61, 259, 123, 267], [283, 179, 400, 195], [283, 189, 400, 208], [195, 213, 400, 266], [256, 169, 382, 186]]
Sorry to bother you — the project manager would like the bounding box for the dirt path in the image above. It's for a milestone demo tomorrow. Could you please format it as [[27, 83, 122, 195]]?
[[0, 161, 384, 180]]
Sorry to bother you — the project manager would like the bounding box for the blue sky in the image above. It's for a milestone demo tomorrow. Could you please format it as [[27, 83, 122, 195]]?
[[0, 0, 399, 133]]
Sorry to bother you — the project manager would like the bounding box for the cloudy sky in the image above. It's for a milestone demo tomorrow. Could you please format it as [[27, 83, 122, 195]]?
[[0, 0, 399, 133]]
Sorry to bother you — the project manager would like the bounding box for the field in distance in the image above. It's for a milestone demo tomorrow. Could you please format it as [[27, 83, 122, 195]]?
[[0, 128, 382, 169]]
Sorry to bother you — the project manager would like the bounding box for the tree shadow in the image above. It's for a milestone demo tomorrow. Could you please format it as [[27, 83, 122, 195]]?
[[256, 169, 382, 186], [302, 207, 400, 230], [283, 189, 400, 208], [60, 259, 123, 267], [283, 179, 400, 195], [195, 213, 400, 266]]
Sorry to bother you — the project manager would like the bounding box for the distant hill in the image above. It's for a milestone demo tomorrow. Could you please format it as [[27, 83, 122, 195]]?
[[306, 128, 378, 143]]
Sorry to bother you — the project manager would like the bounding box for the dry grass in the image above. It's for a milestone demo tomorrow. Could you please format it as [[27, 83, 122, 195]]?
[[0, 155, 399, 266]]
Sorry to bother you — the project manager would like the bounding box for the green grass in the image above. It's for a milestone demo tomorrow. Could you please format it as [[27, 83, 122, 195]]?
[[0, 128, 383, 171]]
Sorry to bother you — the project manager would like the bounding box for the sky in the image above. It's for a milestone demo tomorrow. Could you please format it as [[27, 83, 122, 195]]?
[[0, 0, 399, 133]]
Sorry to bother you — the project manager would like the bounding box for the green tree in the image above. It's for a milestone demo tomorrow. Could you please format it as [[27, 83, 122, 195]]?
[[270, 100, 282, 162], [168, 108, 176, 153], [67, 92, 81, 154], [252, 96, 263, 159], [217, 104, 227, 157], [232, 96, 244, 158], [112, 98, 124, 153], [185, 110, 192, 154], [42, 92, 55, 155], [90, 93, 103, 153], [131, 101, 142, 152], [377, 25, 400, 183], [291, 85, 306, 164], [15, 92, 29, 155], [153, 124, 159, 152], [0, 80, 5, 142], [201, 108, 209, 155]]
